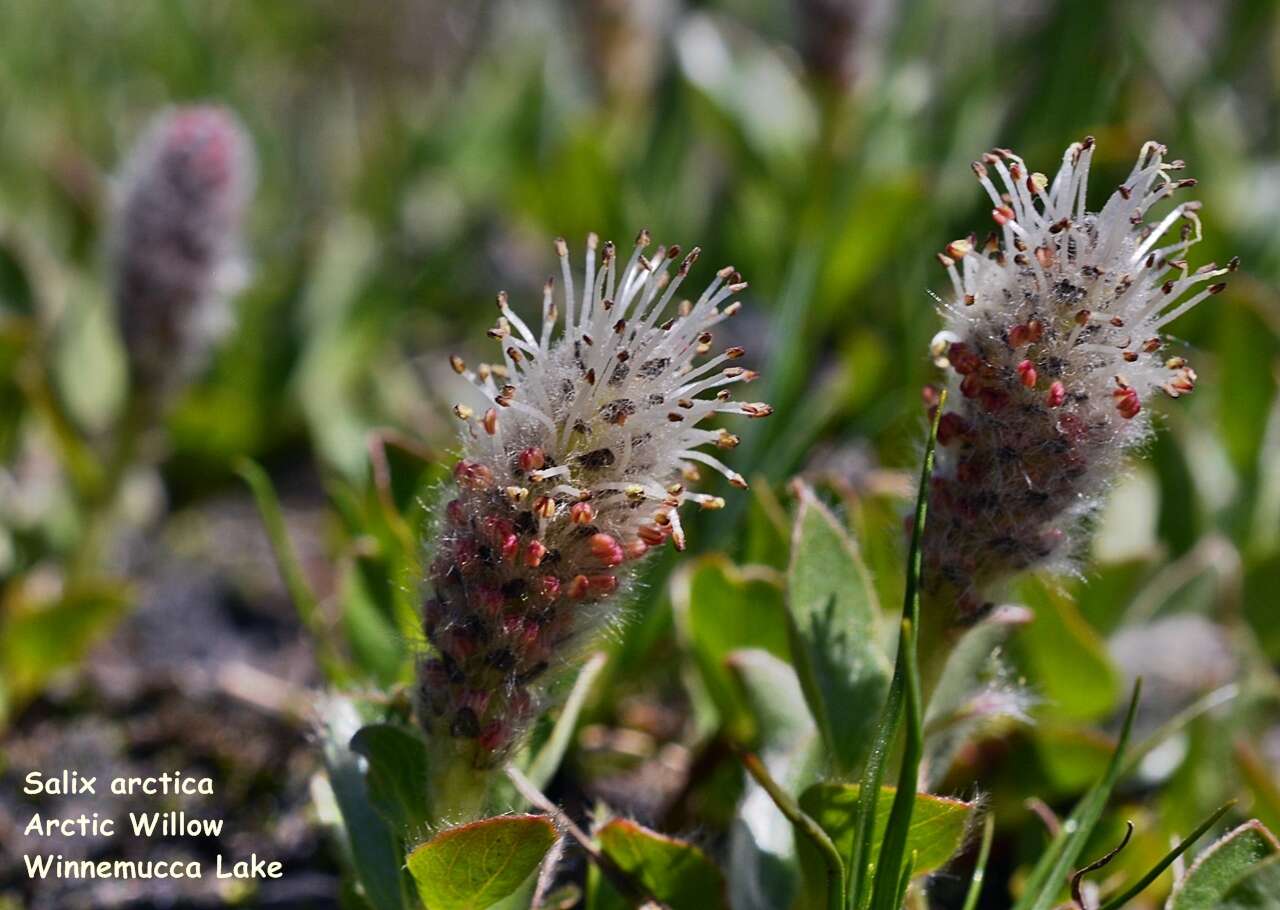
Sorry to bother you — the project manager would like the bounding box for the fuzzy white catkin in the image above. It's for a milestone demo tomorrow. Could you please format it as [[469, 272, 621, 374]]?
[[923, 139, 1234, 617], [112, 105, 254, 389], [416, 232, 770, 767]]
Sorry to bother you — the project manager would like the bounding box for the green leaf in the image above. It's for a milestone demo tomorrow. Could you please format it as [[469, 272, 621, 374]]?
[[850, 396, 942, 910], [1170, 821, 1280, 910], [1097, 802, 1234, 910], [1217, 854, 1280, 909], [673, 556, 791, 741], [744, 478, 791, 570], [320, 699, 410, 910], [925, 605, 1032, 730], [407, 815, 557, 910], [924, 605, 1033, 786], [1032, 724, 1114, 794], [725, 649, 822, 910], [595, 818, 730, 910], [341, 557, 408, 684], [1014, 575, 1119, 722], [350, 723, 432, 835], [795, 783, 975, 908], [0, 581, 131, 705], [237, 458, 344, 679], [786, 484, 890, 772], [522, 651, 606, 791]]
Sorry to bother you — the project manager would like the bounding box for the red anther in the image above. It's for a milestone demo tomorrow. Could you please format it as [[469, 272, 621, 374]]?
[[1169, 370, 1196, 393], [501, 614, 525, 638], [960, 373, 983, 399], [921, 384, 940, 408], [483, 515, 512, 538], [517, 447, 545, 472], [524, 540, 548, 568], [477, 585, 504, 616], [590, 533, 625, 567], [1113, 386, 1141, 419], [538, 575, 561, 599], [637, 524, 666, 546], [570, 501, 596, 525], [588, 574, 618, 595], [1009, 324, 1030, 347], [1017, 359, 1038, 388], [454, 460, 494, 490], [937, 412, 969, 446], [1026, 320, 1043, 342], [500, 532, 519, 561], [567, 574, 591, 599], [478, 722, 508, 753], [948, 342, 981, 375], [445, 499, 466, 525], [1046, 381, 1066, 407], [979, 387, 1009, 412], [993, 205, 1016, 225], [625, 539, 649, 560]]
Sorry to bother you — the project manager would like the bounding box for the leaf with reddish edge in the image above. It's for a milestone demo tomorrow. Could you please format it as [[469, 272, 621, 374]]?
[[407, 815, 557, 910], [594, 818, 729, 910]]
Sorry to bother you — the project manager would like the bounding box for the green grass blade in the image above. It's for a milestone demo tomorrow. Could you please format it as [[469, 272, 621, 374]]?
[[962, 814, 996, 910], [741, 750, 846, 910], [1097, 802, 1235, 910], [849, 397, 943, 910], [236, 457, 345, 680], [868, 618, 925, 910], [1012, 679, 1144, 910]]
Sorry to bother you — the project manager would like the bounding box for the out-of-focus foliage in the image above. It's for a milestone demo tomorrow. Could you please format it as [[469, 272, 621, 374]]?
[[2, 1, 1278, 908]]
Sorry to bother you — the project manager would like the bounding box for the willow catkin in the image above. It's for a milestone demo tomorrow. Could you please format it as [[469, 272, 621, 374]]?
[[112, 105, 254, 390], [417, 232, 770, 768], [925, 140, 1234, 618]]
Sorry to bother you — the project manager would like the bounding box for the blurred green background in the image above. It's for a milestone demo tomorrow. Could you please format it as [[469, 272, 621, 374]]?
[[1, 1, 1278, 908]]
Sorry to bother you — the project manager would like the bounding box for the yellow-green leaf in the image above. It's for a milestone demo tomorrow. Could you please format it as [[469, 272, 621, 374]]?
[[596, 818, 729, 910], [407, 815, 557, 910], [1170, 821, 1280, 910], [796, 783, 975, 908]]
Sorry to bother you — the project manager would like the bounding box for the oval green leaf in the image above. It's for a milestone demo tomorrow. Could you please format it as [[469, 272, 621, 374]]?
[[596, 818, 729, 910], [408, 815, 557, 910], [1170, 820, 1280, 910], [786, 485, 890, 772], [796, 783, 975, 908]]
